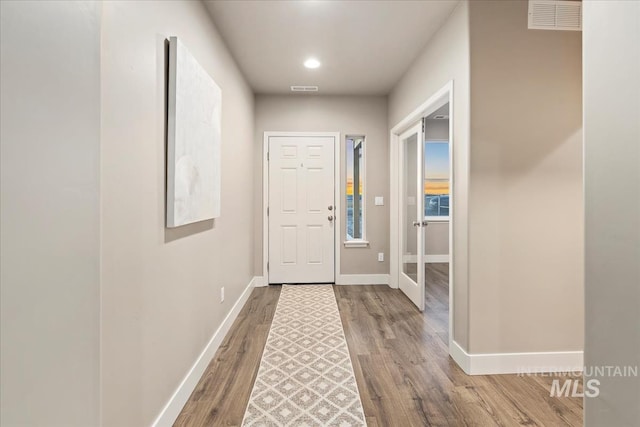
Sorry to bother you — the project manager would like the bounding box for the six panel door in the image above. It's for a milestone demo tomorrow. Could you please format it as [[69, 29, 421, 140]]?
[[268, 136, 335, 284]]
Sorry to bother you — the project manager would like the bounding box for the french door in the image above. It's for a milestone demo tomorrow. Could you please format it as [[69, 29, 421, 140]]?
[[398, 122, 426, 311]]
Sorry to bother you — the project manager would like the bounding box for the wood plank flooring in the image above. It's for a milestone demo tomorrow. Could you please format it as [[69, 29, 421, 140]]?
[[175, 265, 582, 426], [174, 287, 280, 426]]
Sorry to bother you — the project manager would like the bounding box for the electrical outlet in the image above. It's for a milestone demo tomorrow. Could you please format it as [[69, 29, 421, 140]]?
[[221, 287, 225, 303], [378, 252, 384, 262]]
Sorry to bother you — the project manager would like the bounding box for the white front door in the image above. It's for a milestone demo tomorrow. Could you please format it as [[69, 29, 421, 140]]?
[[268, 135, 335, 284], [398, 123, 426, 310]]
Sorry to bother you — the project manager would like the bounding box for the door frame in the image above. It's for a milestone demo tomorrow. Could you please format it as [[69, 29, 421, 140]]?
[[263, 131, 341, 285], [389, 81, 454, 349]]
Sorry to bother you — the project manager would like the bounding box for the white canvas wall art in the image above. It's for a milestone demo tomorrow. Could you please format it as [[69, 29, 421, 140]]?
[[167, 36, 221, 228]]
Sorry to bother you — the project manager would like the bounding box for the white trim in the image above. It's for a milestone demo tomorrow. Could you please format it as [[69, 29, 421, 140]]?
[[425, 216, 450, 222], [343, 240, 369, 248], [425, 254, 450, 263], [470, 351, 584, 375], [449, 340, 471, 374], [447, 87, 455, 352], [152, 278, 255, 427], [335, 274, 389, 285], [449, 341, 584, 375], [253, 276, 267, 287], [263, 134, 269, 285], [263, 132, 341, 284], [334, 133, 341, 284], [389, 122, 399, 289], [390, 82, 453, 136]]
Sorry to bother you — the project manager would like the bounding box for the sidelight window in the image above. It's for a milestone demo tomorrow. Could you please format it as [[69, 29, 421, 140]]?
[[346, 135, 366, 244]]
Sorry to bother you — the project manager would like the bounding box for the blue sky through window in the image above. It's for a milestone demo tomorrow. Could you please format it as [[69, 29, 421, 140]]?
[[424, 142, 449, 181]]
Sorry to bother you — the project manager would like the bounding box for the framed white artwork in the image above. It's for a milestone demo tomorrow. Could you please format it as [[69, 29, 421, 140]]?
[[166, 36, 221, 228]]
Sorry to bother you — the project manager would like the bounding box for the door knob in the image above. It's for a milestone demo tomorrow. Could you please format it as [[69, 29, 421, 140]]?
[[328, 206, 333, 211], [422, 220, 429, 227], [328, 215, 334, 221], [412, 221, 421, 227]]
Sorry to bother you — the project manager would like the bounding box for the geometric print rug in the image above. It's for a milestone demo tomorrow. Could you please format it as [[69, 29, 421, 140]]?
[[241, 285, 366, 426]]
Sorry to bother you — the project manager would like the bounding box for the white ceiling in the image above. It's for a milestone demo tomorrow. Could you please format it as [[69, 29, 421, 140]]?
[[204, 1, 459, 95]]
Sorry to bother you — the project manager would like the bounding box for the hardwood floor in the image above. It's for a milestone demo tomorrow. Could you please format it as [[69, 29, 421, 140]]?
[[175, 268, 583, 426], [174, 286, 281, 426], [338, 263, 582, 426]]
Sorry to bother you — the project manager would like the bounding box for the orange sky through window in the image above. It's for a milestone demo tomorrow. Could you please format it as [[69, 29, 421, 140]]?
[[346, 179, 363, 196], [424, 181, 449, 195], [348, 180, 447, 195]]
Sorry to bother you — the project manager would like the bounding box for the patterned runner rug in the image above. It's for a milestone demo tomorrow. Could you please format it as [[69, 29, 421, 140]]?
[[242, 285, 366, 426]]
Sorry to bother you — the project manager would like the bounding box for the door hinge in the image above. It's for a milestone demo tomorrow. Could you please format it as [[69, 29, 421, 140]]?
[[267, 262, 269, 272], [421, 117, 426, 134], [267, 151, 270, 161], [267, 206, 269, 216]]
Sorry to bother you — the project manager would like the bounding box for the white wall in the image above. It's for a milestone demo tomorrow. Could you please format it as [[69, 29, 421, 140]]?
[[1, 1, 101, 425], [389, 1, 470, 346], [583, 1, 640, 425], [467, 0, 583, 354], [100, 1, 255, 425], [254, 95, 389, 276]]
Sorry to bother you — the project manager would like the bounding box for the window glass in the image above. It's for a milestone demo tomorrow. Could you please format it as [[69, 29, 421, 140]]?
[[346, 136, 364, 240], [424, 141, 450, 218]]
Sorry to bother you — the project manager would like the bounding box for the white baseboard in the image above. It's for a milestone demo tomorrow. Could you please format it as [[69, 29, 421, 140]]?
[[152, 277, 256, 427], [425, 254, 449, 263], [335, 274, 389, 285], [256, 274, 389, 286], [450, 340, 471, 373], [253, 276, 267, 287], [449, 340, 583, 375]]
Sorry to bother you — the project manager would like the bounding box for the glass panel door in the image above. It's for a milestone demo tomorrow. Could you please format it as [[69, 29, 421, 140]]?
[[398, 122, 425, 311]]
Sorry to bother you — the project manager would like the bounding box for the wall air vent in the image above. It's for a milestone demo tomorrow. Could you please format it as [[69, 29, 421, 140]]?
[[528, 0, 582, 31], [290, 85, 319, 92]]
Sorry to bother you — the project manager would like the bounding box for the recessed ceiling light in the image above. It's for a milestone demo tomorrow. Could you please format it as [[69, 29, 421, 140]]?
[[304, 58, 321, 69]]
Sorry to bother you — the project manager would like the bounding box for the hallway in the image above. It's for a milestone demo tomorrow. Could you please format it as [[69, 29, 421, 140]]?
[[2, 1, 638, 425], [175, 282, 582, 426]]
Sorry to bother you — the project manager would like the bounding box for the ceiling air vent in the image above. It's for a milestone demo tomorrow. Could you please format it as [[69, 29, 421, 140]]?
[[528, 0, 582, 31], [290, 85, 319, 92]]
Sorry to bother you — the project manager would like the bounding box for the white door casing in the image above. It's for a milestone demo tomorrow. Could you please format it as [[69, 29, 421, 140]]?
[[267, 135, 336, 284], [389, 81, 454, 351]]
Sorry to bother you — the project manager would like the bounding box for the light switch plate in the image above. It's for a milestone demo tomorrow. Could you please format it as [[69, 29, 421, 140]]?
[[375, 196, 384, 206]]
